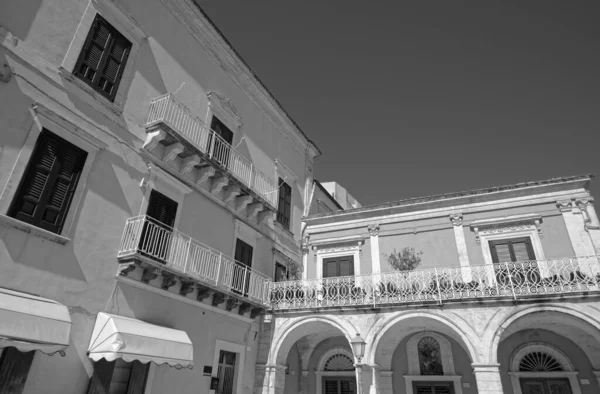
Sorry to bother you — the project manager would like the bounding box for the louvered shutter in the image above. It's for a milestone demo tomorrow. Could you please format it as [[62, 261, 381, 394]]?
[[277, 179, 291, 229], [9, 130, 87, 234], [146, 190, 178, 228], [0, 348, 35, 394], [490, 238, 536, 264], [490, 243, 512, 264], [126, 361, 149, 394], [415, 385, 434, 394], [86, 359, 116, 394], [75, 14, 131, 101], [324, 379, 339, 394], [512, 239, 535, 261], [340, 379, 356, 394]]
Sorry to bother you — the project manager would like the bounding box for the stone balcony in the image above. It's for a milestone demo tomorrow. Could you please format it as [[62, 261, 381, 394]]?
[[117, 215, 270, 318], [268, 256, 600, 311], [142, 94, 278, 225]]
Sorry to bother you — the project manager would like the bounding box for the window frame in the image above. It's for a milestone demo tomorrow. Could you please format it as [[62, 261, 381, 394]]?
[[276, 178, 292, 230], [477, 224, 546, 268], [489, 237, 536, 264], [274, 262, 289, 282], [0, 104, 103, 242], [211, 340, 245, 394], [73, 14, 132, 102]]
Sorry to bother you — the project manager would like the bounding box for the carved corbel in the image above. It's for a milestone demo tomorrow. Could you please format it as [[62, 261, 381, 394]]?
[[556, 199, 573, 212], [225, 298, 241, 312], [534, 219, 543, 238], [143, 129, 166, 151], [312, 246, 318, 264], [258, 210, 274, 226], [119, 262, 138, 277], [238, 303, 252, 316], [141, 267, 159, 284], [302, 234, 310, 254], [196, 285, 212, 302], [163, 142, 184, 165], [357, 240, 364, 255], [367, 224, 380, 237], [196, 166, 216, 186], [250, 307, 263, 319], [236, 195, 253, 212], [473, 227, 480, 244], [211, 292, 227, 307], [181, 154, 201, 176], [449, 214, 463, 226], [575, 198, 592, 223], [161, 274, 177, 290], [223, 186, 241, 204], [180, 281, 195, 296], [211, 175, 229, 194], [247, 202, 263, 219]]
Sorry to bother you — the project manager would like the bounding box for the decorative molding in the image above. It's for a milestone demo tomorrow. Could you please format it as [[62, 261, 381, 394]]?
[[143, 129, 165, 151], [207, 91, 243, 127], [211, 175, 229, 194], [236, 195, 253, 212], [449, 214, 463, 227], [196, 166, 216, 186], [301, 234, 310, 254], [223, 186, 241, 204], [316, 241, 363, 255], [368, 223, 380, 237], [163, 142, 184, 164], [470, 214, 543, 244], [180, 154, 201, 176], [557, 199, 574, 212]]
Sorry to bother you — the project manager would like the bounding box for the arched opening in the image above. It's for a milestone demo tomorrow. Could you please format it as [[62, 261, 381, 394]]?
[[370, 313, 478, 394], [495, 308, 600, 394]]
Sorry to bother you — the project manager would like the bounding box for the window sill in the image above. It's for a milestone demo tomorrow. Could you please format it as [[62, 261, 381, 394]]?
[[0, 214, 71, 245], [58, 67, 124, 117]]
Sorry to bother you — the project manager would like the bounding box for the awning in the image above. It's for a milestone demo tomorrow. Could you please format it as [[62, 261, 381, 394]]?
[[0, 288, 71, 355], [88, 313, 194, 369]]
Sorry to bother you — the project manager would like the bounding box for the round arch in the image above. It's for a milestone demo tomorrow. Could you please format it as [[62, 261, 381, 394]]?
[[365, 311, 481, 368], [487, 304, 600, 367], [269, 316, 357, 366]]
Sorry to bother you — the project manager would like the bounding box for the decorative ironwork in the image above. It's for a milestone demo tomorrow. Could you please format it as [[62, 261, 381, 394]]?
[[418, 336, 443, 375], [268, 256, 600, 310], [324, 354, 355, 371], [519, 352, 564, 372]]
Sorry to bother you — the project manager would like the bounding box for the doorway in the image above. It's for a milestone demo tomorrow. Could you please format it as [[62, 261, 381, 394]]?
[[323, 377, 356, 394], [520, 378, 572, 394]]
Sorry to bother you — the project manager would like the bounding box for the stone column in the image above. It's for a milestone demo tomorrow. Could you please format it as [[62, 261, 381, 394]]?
[[472, 363, 503, 394], [593, 371, 600, 389], [368, 364, 380, 394], [257, 364, 287, 394], [299, 370, 309, 394], [558, 200, 597, 257], [301, 235, 310, 280], [450, 214, 472, 282], [378, 370, 393, 394]]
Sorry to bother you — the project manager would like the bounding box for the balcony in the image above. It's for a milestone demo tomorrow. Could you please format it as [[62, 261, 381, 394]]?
[[143, 94, 278, 223], [268, 256, 600, 311], [117, 216, 270, 315]]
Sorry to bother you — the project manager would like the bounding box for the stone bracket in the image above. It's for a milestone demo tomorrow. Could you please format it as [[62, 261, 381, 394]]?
[[236, 195, 253, 212], [226, 297, 241, 312], [223, 186, 241, 204], [247, 202, 263, 219], [161, 274, 177, 290], [211, 175, 229, 194], [238, 303, 252, 316], [163, 142, 184, 164], [212, 292, 227, 307], [180, 281, 195, 296], [143, 129, 166, 151], [196, 166, 216, 186], [181, 154, 201, 176], [141, 268, 159, 284]]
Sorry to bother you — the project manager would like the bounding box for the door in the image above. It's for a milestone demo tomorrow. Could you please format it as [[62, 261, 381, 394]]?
[[209, 117, 233, 168], [322, 256, 355, 302], [233, 239, 253, 295], [413, 381, 454, 394], [323, 378, 356, 394], [520, 378, 572, 394], [140, 190, 178, 262], [216, 350, 236, 394], [490, 237, 540, 288]]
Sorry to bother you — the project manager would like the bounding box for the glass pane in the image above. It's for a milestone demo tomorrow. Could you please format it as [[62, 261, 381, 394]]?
[[493, 243, 512, 263], [512, 241, 533, 261]]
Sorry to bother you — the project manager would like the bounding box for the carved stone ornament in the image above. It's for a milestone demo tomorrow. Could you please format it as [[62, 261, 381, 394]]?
[[301, 234, 310, 254], [449, 214, 463, 226], [556, 199, 573, 212], [207, 92, 243, 127], [474, 221, 542, 244], [368, 224, 380, 237]]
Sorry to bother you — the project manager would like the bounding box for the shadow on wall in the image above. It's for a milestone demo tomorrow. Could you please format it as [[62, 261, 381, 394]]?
[[0, 0, 43, 41]]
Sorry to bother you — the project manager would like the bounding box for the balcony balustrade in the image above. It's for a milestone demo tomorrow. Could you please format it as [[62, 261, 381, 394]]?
[[144, 93, 278, 212], [269, 256, 600, 310], [117, 216, 271, 307]]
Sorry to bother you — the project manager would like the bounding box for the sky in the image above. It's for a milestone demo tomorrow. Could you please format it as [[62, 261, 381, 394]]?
[[200, 1, 599, 206]]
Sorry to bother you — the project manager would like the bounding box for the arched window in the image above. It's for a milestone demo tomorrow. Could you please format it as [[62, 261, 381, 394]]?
[[324, 354, 355, 371], [518, 351, 564, 372], [417, 336, 443, 375]]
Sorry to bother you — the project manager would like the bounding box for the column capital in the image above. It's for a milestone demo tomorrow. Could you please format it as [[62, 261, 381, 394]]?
[[256, 363, 287, 372], [557, 199, 574, 212], [449, 214, 463, 226], [471, 363, 501, 372], [368, 223, 380, 237], [302, 370, 310, 377]]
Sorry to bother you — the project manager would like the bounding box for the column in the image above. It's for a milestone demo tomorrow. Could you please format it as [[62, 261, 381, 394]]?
[[472, 364, 503, 394], [450, 214, 471, 282], [368, 364, 380, 394], [558, 200, 597, 256], [593, 371, 600, 389], [378, 370, 393, 394], [299, 370, 309, 394], [257, 364, 287, 394], [368, 224, 381, 273], [301, 234, 310, 280], [577, 198, 600, 254]]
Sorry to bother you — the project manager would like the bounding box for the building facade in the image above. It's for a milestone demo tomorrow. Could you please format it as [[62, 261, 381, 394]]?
[[259, 175, 600, 394], [0, 0, 318, 393]]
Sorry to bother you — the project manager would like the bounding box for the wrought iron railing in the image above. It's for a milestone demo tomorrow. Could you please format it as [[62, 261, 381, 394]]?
[[269, 256, 600, 310], [118, 216, 271, 305], [146, 94, 278, 208]]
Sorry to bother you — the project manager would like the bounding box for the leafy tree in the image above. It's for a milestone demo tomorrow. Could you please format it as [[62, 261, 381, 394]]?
[[384, 247, 423, 272]]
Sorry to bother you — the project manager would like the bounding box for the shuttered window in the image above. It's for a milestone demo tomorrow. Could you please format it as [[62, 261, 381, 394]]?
[[86, 359, 149, 394], [74, 14, 131, 101], [216, 351, 236, 394], [146, 190, 178, 228], [0, 348, 35, 394], [276, 179, 292, 229], [275, 262, 288, 282], [234, 239, 253, 267], [9, 130, 87, 234], [489, 237, 536, 264], [324, 378, 356, 394], [414, 382, 454, 394], [323, 256, 354, 278]]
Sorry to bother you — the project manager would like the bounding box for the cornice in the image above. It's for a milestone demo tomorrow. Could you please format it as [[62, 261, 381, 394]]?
[[159, 0, 320, 159]]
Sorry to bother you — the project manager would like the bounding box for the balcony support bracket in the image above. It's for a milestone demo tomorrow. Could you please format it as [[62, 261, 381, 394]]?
[[181, 154, 201, 176], [223, 186, 241, 204], [247, 202, 263, 219], [196, 285, 212, 302], [143, 129, 166, 151], [236, 195, 253, 212], [196, 166, 216, 186], [212, 292, 227, 307], [163, 143, 184, 165], [211, 175, 229, 194]]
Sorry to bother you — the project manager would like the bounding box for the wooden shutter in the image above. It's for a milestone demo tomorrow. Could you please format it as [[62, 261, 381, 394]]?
[[86, 359, 116, 394], [490, 237, 536, 264], [0, 348, 35, 394], [323, 256, 354, 278], [74, 14, 131, 101], [126, 361, 149, 394], [146, 190, 178, 228], [9, 130, 87, 234], [324, 379, 339, 394], [234, 239, 253, 267], [277, 179, 291, 229], [210, 117, 233, 145], [340, 379, 356, 394], [216, 351, 236, 394]]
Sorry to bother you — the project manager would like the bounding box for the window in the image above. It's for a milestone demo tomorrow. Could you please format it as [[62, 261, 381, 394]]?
[[209, 117, 233, 167], [233, 239, 253, 295], [139, 190, 178, 262], [489, 237, 536, 263], [417, 337, 443, 375], [216, 350, 236, 394], [276, 179, 292, 229], [234, 239, 253, 267], [324, 378, 356, 394], [412, 382, 454, 394], [0, 348, 35, 394], [86, 359, 149, 394], [8, 130, 88, 234], [74, 14, 131, 101], [274, 262, 288, 282], [323, 256, 354, 278]]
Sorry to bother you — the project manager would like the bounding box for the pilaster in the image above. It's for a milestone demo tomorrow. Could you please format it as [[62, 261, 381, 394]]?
[[368, 224, 381, 274], [450, 214, 471, 281], [472, 363, 503, 394], [256, 364, 287, 394], [557, 200, 597, 257]]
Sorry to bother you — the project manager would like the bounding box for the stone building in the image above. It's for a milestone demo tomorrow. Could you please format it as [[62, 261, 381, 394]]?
[[0, 0, 318, 393], [259, 175, 600, 394]]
